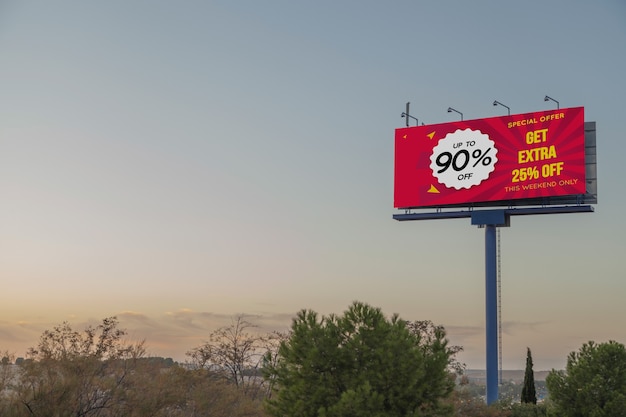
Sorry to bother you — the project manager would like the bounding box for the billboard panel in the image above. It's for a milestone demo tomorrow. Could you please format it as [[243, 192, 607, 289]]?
[[394, 107, 587, 209]]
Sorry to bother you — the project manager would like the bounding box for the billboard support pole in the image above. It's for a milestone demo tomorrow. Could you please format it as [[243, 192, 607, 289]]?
[[471, 209, 507, 405], [485, 224, 499, 405]]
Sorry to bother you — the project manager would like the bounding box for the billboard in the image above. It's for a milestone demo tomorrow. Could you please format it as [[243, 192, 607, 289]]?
[[394, 107, 588, 209]]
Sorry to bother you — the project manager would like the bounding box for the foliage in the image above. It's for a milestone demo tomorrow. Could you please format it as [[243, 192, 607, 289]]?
[[508, 402, 547, 417], [406, 320, 465, 376], [521, 348, 537, 404], [450, 375, 552, 417], [263, 301, 457, 417], [0, 317, 271, 417], [447, 388, 508, 417], [121, 365, 268, 417], [449, 389, 547, 417], [546, 340, 626, 417]]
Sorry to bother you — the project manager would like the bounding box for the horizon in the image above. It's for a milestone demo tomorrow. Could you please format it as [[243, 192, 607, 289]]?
[[0, 306, 604, 371]]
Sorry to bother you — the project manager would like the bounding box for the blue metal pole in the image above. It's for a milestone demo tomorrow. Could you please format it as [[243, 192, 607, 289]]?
[[485, 224, 499, 405]]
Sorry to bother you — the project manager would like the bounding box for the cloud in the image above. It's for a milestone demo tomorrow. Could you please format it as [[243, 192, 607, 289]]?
[[0, 320, 49, 356], [164, 309, 230, 330], [117, 311, 160, 328], [501, 320, 550, 335], [444, 324, 484, 338], [108, 309, 296, 361]]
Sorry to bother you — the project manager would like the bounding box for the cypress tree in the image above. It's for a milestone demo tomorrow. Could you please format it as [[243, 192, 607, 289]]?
[[521, 347, 537, 404]]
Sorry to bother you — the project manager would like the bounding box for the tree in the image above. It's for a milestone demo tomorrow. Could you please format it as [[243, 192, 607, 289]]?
[[5, 318, 273, 417], [16, 317, 146, 417], [521, 347, 537, 404], [170, 367, 269, 417], [263, 301, 457, 417], [546, 340, 626, 417], [0, 350, 15, 395], [0, 350, 22, 415], [406, 320, 465, 376], [187, 315, 284, 400], [118, 361, 269, 417]]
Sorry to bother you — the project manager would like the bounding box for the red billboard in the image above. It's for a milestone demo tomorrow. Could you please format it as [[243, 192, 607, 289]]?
[[394, 107, 586, 208]]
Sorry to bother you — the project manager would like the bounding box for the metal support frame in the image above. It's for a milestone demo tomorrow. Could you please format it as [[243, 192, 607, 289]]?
[[393, 205, 593, 222], [393, 205, 594, 404]]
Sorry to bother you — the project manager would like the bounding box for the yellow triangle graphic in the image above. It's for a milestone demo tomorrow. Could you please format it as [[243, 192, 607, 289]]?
[[427, 131, 436, 140], [402, 134, 407, 139], [427, 184, 440, 193]]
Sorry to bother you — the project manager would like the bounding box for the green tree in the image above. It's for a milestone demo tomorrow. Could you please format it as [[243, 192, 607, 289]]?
[[521, 347, 537, 404], [546, 340, 626, 417], [263, 301, 456, 417]]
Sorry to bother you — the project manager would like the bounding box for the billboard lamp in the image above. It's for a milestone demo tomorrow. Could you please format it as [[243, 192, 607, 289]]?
[[544, 95, 560, 109], [493, 100, 510, 116], [401, 101, 419, 127], [447, 107, 463, 120]]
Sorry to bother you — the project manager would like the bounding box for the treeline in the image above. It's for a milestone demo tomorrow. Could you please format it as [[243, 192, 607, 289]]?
[[1, 302, 625, 417], [0, 316, 270, 416], [0, 305, 464, 417]]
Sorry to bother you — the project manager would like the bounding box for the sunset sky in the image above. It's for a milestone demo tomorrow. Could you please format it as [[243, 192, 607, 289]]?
[[1, 1, 625, 370]]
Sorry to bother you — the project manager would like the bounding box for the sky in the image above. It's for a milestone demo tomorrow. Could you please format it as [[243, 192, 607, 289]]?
[[1, 1, 625, 371]]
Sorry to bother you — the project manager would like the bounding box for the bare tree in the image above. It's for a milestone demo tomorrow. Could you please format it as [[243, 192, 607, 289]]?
[[0, 351, 21, 414], [17, 317, 145, 417], [187, 315, 285, 400], [0, 351, 15, 394], [4, 317, 273, 417], [258, 330, 289, 400]]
